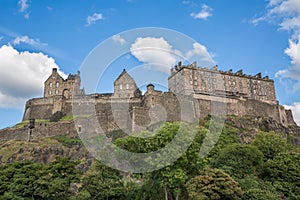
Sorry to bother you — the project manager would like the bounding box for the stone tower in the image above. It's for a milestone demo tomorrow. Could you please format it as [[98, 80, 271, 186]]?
[[44, 68, 84, 99]]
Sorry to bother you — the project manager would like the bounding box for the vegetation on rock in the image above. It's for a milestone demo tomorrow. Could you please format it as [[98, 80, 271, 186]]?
[[0, 116, 299, 199]]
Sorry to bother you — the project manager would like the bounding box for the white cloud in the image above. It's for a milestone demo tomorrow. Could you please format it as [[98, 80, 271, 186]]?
[[112, 35, 126, 45], [190, 4, 213, 20], [130, 37, 183, 73], [182, 0, 197, 7], [185, 42, 215, 64], [13, 35, 46, 46], [255, 1, 300, 93], [18, 0, 28, 12], [130, 37, 215, 73], [86, 13, 103, 26], [0, 45, 66, 109], [252, 0, 300, 39], [18, 0, 30, 19], [284, 103, 300, 125], [275, 38, 300, 92]]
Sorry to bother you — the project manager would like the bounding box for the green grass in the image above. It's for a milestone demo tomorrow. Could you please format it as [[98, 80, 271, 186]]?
[[52, 135, 82, 146], [60, 114, 94, 121], [15, 119, 50, 128]]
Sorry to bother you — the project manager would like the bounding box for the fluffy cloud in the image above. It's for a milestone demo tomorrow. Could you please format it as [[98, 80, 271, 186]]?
[[18, 0, 30, 19], [112, 35, 126, 45], [130, 37, 181, 73], [130, 37, 215, 73], [255, 0, 300, 92], [190, 4, 213, 20], [275, 38, 300, 92], [86, 13, 103, 26], [284, 103, 300, 125], [186, 42, 215, 64], [0, 45, 66, 109]]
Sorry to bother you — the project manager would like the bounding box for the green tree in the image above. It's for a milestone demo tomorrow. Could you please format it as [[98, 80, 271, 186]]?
[[251, 131, 291, 160], [115, 122, 208, 200], [78, 161, 127, 199], [33, 157, 80, 199], [185, 168, 243, 200], [242, 188, 278, 200], [263, 152, 300, 199], [211, 144, 263, 178], [0, 161, 42, 199]]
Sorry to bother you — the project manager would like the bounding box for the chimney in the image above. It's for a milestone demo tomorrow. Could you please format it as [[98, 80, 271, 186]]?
[[53, 68, 57, 73], [147, 83, 155, 93]]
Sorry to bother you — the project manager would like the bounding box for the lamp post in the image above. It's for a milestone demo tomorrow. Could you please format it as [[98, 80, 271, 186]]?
[[28, 119, 35, 142]]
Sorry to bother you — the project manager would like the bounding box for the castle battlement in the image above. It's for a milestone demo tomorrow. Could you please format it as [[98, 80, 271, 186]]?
[[23, 62, 296, 133]]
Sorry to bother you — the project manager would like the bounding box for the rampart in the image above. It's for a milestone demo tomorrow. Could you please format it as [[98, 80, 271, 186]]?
[[22, 62, 296, 133]]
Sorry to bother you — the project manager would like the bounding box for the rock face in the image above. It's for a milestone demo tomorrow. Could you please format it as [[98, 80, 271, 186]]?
[[0, 115, 299, 168], [0, 120, 94, 171], [225, 116, 300, 146]]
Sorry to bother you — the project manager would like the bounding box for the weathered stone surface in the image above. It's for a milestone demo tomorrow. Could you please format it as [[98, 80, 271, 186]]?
[[21, 62, 296, 134]]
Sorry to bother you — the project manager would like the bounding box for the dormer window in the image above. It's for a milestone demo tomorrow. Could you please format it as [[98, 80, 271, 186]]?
[[49, 82, 52, 87]]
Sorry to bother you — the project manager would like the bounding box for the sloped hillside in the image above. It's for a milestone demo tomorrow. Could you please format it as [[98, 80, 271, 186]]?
[[0, 115, 299, 199]]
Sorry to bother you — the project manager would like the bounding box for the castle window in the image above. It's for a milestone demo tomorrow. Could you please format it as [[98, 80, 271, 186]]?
[[49, 90, 52, 95], [56, 82, 59, 87], [49, 82, 52, 87], [120, 84, 123, 90], [55, 90, 59, 94], [126, 84, 129, 89]]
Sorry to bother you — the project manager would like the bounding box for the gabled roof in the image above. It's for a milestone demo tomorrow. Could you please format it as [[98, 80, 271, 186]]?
[[114, 69, 136, 84], [44, 68, 64, 84]]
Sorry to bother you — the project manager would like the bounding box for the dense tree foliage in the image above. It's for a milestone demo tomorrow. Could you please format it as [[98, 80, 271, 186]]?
[[212, 144, 263, 178], [0, 119, 299, 199], [0, 157, 80, 199], [185, 168, 243, 200]]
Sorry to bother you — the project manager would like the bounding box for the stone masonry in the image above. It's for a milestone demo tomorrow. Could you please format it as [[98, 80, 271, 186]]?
[[23, 62, 296, 133]]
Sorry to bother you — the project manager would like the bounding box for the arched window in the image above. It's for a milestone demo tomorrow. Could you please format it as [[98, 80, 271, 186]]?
[[49, 82, 52, 87], [56, 82, 59, 87], [55, 90, 59, 94], [49, 90, 52, 95]]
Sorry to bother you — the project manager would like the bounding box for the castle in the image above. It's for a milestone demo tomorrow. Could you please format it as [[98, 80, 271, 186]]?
[[23, 62, 296, 133]]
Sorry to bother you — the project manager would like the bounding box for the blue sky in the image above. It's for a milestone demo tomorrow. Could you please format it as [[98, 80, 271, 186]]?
[[0, 0, 300, 128]]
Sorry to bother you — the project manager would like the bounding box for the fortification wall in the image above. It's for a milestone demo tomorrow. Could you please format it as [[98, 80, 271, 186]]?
[[23, 90, 296, 133], [0, 121, 77, 141], [23, 98, 54, 120], [192, 94, 295, 126]]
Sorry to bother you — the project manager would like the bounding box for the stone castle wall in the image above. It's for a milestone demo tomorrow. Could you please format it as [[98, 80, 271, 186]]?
[[22, 64, 296, 134]]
